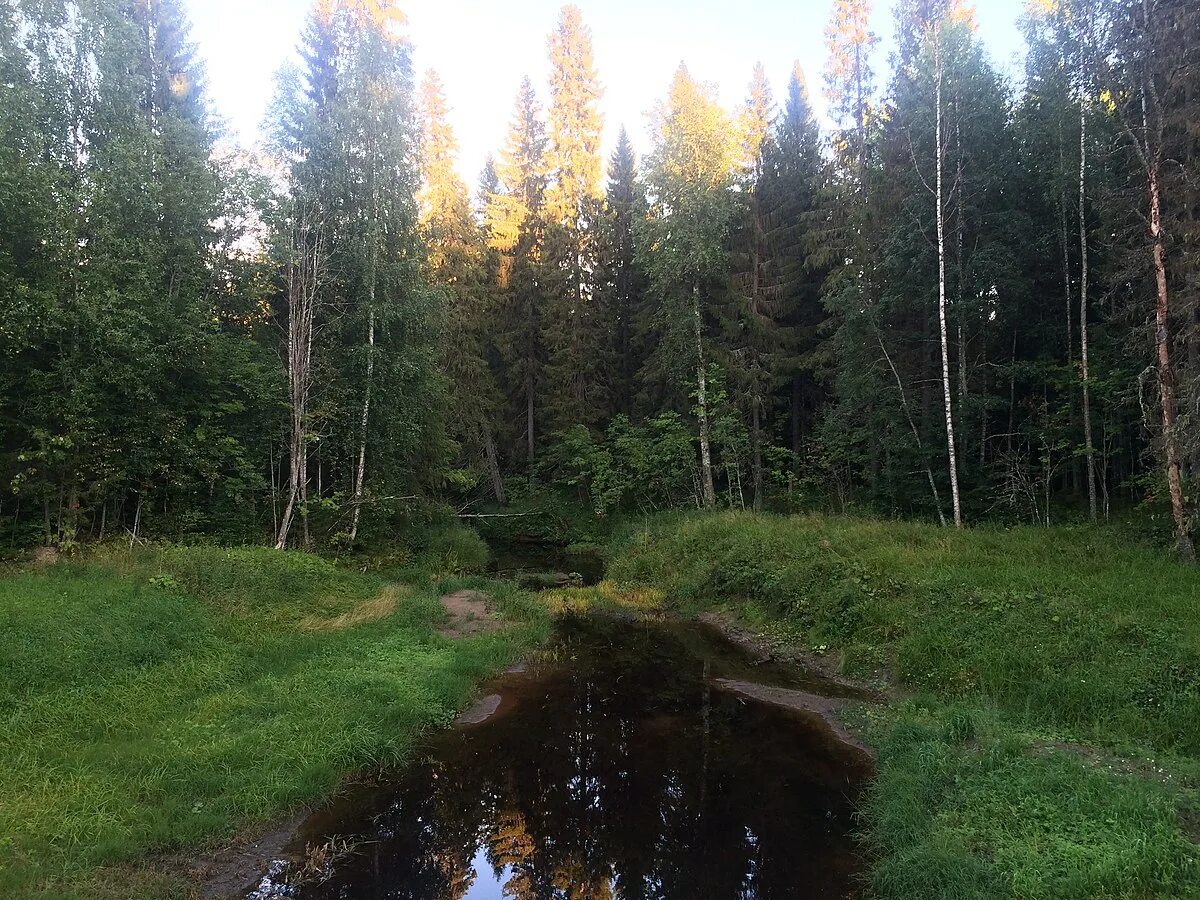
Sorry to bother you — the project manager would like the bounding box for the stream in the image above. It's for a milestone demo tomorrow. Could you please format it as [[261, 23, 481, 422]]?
[[244, 616, 872, 899]]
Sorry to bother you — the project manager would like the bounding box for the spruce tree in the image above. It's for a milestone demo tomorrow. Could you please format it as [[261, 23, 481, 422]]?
[[542, 5, 606, 436], [727, 63, 784, 510], [595, 127, 646, 419], [487, 77, 549, 465], [418, 69, 505, 502], [764, 64, 826, 483]]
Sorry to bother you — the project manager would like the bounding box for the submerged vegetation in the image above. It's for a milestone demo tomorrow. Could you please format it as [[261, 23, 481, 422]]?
[[608, 512, 1200, 897], [0, 543, 548, 898]]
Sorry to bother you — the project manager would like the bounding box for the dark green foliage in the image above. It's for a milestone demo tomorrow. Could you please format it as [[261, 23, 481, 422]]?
[[543, 413, 697, 516], [0, 0, 280, 546]]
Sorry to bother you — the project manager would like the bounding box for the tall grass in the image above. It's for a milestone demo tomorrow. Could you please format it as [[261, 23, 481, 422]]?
[[609, 512, 1200, 898], [0, 544, 548, 898]]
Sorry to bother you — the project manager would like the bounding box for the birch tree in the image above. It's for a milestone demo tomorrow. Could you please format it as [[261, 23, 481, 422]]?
[[639, 65, 740, 510]]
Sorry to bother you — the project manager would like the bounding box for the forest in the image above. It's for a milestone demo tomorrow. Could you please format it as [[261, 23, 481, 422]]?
[[4, 3, 1200, 898], [2, 0, 1198, 557]]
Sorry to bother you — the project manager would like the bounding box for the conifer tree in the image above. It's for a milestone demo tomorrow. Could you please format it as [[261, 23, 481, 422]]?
[[273, 0, 439, 546], [728, 63, 781, 510], [1097, 0, 1199, 559], [542, 5, 606, 435], [418, 69, 505, 502], [762, 64, 826, 480], [595, 127, 646, 418], [487, 77, 549, 464]]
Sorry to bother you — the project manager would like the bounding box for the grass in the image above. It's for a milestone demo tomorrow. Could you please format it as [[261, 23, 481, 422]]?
[[608, 512, 1200, 899], [0, 542, 548, 899]]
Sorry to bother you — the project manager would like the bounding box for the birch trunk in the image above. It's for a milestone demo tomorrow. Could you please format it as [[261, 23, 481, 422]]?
[[694, 283, 716, 510], [1079, 103, 1098, 521], [934, 33, 963, 527], [349, 134, 381, 545], [276, 216, 322, 550]]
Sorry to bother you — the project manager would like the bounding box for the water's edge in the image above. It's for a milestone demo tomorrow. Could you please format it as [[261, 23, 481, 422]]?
[[232, 614, 875, 900]]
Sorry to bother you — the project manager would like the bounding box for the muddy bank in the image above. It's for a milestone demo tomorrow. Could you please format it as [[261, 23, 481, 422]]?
[[698, 610, 891, 701]]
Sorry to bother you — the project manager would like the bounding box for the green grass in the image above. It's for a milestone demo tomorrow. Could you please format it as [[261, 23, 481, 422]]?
[[0, 543, 548, 899], [609, 512, 1200, 898]]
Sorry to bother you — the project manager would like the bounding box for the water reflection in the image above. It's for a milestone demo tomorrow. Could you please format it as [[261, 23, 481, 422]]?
[[290, 618, 869, 900]]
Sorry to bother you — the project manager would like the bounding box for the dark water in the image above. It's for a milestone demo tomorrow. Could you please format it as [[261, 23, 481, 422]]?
[[251, 618, 871, 900], [488, 542, 605, 586]]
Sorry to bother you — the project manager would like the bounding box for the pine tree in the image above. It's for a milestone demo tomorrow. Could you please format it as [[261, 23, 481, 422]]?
[[1096, 0, 1199, 559]]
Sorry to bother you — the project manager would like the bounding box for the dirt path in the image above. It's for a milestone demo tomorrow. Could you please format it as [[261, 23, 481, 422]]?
[[438, 589, 504, 639]]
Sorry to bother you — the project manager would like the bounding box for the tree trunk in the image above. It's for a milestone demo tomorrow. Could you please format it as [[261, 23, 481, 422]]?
[[276, 216, 321, 551], [934, 33, 963, 527], [694, 283, 716, 510], [481, 419, 506, 504], [1079, 102, 1098, 521], [878, 332, 947, 527], [526, 372, 536, 463], [751, 397, 763, 512], [1148, 154, 1194, 560], [348, 307, 375, 543]]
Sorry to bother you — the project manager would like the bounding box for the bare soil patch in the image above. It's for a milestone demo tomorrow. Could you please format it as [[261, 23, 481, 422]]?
[[438, 589, 503, 639], [699, 610, 890, 700], [713, 678, 876, 762]]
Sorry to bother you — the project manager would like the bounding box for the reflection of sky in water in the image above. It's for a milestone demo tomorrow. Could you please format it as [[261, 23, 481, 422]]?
[[283, 619, 870, 900], [463, 847, 509, 900]]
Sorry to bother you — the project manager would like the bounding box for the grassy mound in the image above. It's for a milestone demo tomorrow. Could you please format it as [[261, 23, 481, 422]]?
[[609, 512, 1200, 898], [0, 544, 547, 899]]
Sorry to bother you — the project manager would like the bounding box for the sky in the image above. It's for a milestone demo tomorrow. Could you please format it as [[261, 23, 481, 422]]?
[[186, 0, 1031, 181]]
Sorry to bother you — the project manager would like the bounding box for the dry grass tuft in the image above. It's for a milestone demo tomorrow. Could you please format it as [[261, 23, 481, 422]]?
[[300, 585, 409, 631]]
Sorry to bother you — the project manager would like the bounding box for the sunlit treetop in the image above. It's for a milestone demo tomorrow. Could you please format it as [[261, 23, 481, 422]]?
[[823, 0, 878, 130], [740, 62, 775, 177], [313, 0, 407, 41], [650, 63, 740, 190], [545, 4, 604, 225], [418, 69, 471, 231]]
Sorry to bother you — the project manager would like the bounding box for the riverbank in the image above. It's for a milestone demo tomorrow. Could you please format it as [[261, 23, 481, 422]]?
[[606, 512, 1200, 898], [0, 544, 549, 899]]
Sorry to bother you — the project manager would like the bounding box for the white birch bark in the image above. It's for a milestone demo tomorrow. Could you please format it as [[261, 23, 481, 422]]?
[[694, 283, 716, 510], [934, 30, 963, 527]]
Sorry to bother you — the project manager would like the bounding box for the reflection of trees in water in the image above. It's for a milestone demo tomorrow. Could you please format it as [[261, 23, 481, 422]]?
[[303, 624, 860, 900]]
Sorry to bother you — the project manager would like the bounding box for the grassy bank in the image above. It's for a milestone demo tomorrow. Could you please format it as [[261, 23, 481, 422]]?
[[608, 512, 1200, 898], [0, 543, 548, 899]]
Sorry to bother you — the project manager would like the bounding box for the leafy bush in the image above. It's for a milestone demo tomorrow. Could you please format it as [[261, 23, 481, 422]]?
[[542, 414, 698, 516]]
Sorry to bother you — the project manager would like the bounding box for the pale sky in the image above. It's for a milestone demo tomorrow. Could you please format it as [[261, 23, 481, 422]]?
[[186, 0, 1029, 182]]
